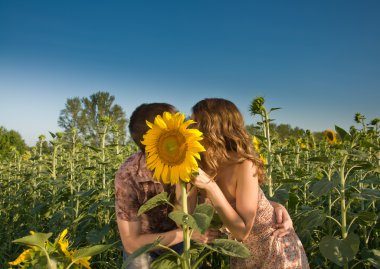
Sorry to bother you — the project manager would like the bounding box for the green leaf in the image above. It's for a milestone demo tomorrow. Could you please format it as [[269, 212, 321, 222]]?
[[194, 203, 214, 216], [300, 210, 326, 230], [87, 145, 101, 152], [360, 140, 380, 150], [205, 239, 250, 258], [86, 224, 110, 244], [253, 135, 266, 142], [209, 213, 224, 230], [356, 211, 378, 224], [193, 203, 215, 233], [308, 156, 329, 163], [277, 178, 302, 184], [76, 188, 97, 198], [13, 232, 52, 249], [352, 189, 380, 201], [269, 107, 281, 113], [310, 179, 333, 197], [360, 176, 380, 185], [192, 213, 211, 234], [138, 192, 169, 216], [335, 125, 351, 141], [319, 233, 360, 266], [73, 244, 113, 260], [272, 189, 289, 204], [150, 252, 180, 269], [367, 249, 380, 269], [121, 238, 161, 269], [169, 211, 199, 231]]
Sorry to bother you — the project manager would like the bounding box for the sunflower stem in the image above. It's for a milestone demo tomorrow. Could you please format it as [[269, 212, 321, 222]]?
[[180, 181, 191, 269]]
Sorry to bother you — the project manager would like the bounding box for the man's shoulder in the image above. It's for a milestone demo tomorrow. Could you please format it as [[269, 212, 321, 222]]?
[[115, 152, 142, 180], [115, 152, 156, 184]]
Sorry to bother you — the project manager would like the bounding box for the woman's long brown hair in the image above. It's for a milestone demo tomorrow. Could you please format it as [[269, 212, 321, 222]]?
[[192, 98, 266, 184]]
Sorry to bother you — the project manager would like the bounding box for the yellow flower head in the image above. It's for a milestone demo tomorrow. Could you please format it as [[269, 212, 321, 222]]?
[[252, 136, 260, 152], [21, 151, 31, 161], [297, 138, 307, 149], [8, 249, 32, 265], [324, 129, 337, 144], [141, 112, 205, 185], [58, 229, 71, 257], [259, 154, 267, 165], [75, 256, 92, 269]]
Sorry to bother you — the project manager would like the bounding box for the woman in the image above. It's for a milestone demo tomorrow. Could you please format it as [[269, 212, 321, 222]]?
[[191, 98, 309, 269]]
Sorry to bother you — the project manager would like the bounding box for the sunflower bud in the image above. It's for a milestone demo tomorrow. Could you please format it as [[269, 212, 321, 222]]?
[[249, 96, 265, 115], [354, 113, 365, 124], [370, 118, 380, 126]]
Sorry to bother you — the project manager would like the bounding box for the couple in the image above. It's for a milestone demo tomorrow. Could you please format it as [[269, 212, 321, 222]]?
[[115, 98, 309, 269]]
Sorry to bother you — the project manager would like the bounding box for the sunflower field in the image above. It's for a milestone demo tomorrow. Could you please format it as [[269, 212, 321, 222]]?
[[1, 97, 379, 269]]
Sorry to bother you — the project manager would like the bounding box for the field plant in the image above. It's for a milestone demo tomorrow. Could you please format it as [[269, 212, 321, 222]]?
[[250, 97, 380, 269], [1, 96, 379, 268]]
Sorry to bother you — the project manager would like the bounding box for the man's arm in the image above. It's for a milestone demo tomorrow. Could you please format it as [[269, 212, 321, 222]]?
[[269, 201, 294, 237], [117, 218, 184, 253]]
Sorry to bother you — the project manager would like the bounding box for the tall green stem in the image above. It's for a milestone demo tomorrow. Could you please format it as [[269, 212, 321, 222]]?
[[263, 108, 273, 197], [180, 181, 190, 269], [340, 155, 348, 269]]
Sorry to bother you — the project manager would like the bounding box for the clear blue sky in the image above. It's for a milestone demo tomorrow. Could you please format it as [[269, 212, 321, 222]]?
[[1, 1, 379, 146]]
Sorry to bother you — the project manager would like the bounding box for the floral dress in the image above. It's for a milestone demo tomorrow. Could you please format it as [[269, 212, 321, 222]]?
[[229, 188, 309, 269]]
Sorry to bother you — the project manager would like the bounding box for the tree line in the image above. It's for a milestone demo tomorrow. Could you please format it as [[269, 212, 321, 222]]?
[[1, 91, 352, 160]]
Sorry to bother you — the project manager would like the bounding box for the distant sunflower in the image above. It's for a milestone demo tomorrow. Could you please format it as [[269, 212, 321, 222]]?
[[142, 112, 205, 185], [252, 136, 261, 152], [324, 129, 337, 144]]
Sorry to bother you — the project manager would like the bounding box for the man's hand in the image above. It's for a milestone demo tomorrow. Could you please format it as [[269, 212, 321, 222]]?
[[271, 202, 293, 238]]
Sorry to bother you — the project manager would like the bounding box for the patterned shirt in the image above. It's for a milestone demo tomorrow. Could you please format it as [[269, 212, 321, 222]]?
[[115, 152, 177, 234]]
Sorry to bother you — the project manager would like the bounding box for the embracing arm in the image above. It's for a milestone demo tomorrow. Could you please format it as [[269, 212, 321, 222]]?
[[194, 161, 259, 241], [269, 201, 294, 237], [117, 218, 183, 253]]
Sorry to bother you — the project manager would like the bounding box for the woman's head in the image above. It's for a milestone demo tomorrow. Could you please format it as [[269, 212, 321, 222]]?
[[192, 98, 265, 183], [129, 103, 176, 152]]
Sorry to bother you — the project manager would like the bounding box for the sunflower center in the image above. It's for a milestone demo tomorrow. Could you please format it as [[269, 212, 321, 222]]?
[[157, 130, 187, 165], [327, 132, 334, 141]]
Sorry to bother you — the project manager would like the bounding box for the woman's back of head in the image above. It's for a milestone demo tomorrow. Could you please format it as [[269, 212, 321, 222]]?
[[192, 98, 266, 183]]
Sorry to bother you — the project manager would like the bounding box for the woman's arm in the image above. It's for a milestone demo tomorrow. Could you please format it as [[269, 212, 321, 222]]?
[[192, 161, 259, 241]]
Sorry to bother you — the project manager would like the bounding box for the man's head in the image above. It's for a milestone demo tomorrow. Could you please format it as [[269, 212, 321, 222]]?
[[129, 103, 176, 152]]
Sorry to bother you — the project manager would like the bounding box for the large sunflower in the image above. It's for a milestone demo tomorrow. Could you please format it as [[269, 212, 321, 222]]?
[[141, 112, 205, 185], [324, 129, 337, 144]]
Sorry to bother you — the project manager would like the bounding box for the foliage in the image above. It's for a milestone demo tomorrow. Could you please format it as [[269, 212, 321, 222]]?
[[122, 193, 249, 269], [249, 97, 380, 269], [1, 94, 379, 268], [8, 230, 112, 268], [0, 126, 28, 160], [58, 91, 128, 146], [1, 127, 139, 268]]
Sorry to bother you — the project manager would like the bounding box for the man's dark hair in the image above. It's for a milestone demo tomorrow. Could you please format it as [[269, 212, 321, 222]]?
[[129, 103, 176, 152]]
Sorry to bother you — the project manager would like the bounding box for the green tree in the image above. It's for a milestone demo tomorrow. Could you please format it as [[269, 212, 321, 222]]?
[[0, 127, 28, 159], [58, 91, 128, 146], [246, 122, 306, 140], [58, 97, 83, 131]]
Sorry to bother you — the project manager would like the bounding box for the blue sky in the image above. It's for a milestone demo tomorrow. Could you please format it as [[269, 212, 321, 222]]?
[[1, 1, 379, 146]]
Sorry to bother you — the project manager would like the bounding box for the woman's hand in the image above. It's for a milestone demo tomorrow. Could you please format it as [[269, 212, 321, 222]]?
[[191, 228, 221, 244], [271, 202, 293, 238], [191, 168, 214, 190]]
